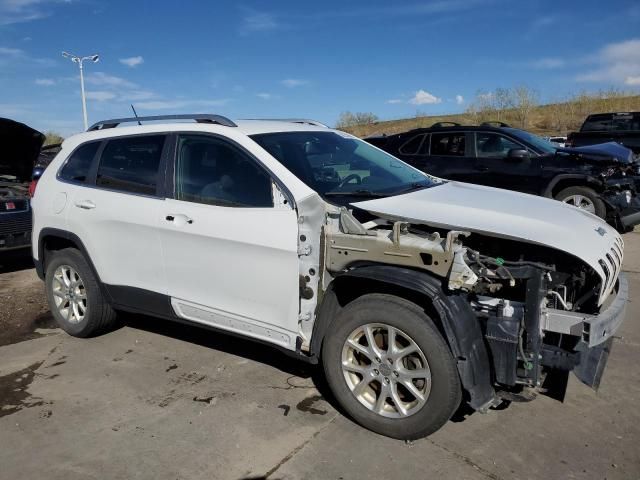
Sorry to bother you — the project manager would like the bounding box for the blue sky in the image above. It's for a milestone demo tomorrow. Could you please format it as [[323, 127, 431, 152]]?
[[1, 0, 640, 136]]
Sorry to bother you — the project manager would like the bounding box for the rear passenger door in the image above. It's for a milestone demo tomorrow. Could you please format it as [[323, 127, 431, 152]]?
[[63, 134, 169, 312], [158, 133, 300, 350]]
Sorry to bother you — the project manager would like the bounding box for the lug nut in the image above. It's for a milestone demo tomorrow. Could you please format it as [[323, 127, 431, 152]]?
[[393, 371, 399, 377], [375, 357, 381, 363], [383, 377, 390, 384], [373, 369, 380, 376]]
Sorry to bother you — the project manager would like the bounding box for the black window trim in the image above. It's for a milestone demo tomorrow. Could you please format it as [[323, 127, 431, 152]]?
[[56, 139, 103, 187], [167, 131, 296, 209]]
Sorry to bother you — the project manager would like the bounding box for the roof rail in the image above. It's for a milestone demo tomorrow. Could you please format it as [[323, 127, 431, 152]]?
[[480, 121, 510, 128], [431, 122, 461, 128], [241, 118, 329, 128], [87, 114, 237, 131]]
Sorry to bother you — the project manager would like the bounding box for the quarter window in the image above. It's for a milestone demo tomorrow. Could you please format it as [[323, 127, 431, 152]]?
[[59, 141, 100, 183], [475, 133, 523, 158], [430, 133, 466, 156], [96, 135, 166, 195], [175, 134, 273, 208], [399, 135, 425, 155]]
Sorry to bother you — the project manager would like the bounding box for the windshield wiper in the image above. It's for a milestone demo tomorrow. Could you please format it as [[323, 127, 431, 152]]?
[[324, 189, 389, 198]]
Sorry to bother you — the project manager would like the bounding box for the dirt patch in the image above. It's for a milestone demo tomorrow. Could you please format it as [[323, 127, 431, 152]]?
[[0, 264, 55, 347]]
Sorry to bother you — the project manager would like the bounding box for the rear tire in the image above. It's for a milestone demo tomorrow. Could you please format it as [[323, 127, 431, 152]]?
[[45, 248, 117, 337], [322, 294, 461, 440], [555, 186, 606, 219]]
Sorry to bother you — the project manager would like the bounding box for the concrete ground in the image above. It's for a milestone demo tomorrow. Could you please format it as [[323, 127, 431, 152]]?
[[1, 235, 640, 480]]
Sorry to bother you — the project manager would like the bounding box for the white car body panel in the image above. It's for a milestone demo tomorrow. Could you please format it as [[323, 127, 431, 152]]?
[[353, 181, 623, 305], [159, 198, 300, 347]]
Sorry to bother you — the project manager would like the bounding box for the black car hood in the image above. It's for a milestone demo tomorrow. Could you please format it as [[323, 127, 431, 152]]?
[[0, 117, 45, 182], [556, 142, 634, 164]]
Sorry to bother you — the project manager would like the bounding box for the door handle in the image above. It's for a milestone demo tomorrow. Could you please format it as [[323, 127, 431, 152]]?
[[74, 200, 96, 210], [165, 214, 193, 225]]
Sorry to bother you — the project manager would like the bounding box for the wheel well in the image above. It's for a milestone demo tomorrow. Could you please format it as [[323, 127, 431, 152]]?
[[329, 276, 446, 338], [550, 178, 601, 198], [41, 235, 79, 271]]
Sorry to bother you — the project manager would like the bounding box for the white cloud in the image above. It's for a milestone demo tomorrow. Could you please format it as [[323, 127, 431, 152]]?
[[0, 0, 50, 25], [386, 99, 403, 104], [281, 78, 308, 88], [256, 93, 272, 100], [35, 78, 55, 86], [0, 46, 24, 56], [626, 76, 640, 86], [409, 89, 442, 105], [529, 57, 565, 69], [577, 38, 640, 85], [119, 56, 144, 68], [85, 72, 138, 89], [240, 11, 278, 35], [122, 90, 156, 101], [85, 91, 117, 102], [455, 94, 464, 105]]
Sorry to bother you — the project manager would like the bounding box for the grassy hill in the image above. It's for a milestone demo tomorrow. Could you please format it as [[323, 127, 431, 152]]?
[[342, 94, 640, 138]]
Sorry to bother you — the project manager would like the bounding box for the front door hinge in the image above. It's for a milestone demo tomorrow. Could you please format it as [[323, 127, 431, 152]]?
[[298, 245, 312, 256]]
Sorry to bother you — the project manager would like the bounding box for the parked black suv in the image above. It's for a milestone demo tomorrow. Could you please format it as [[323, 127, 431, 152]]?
[[567, 112, 640, 155], [366, 122, 640, 232]]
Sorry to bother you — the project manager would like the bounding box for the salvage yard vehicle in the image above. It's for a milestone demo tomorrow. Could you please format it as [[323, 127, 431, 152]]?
[[32, 114, 627, 439], [0, 118, 44, 252], [366, 122, 640, 232], [567, 112, 640, 154]]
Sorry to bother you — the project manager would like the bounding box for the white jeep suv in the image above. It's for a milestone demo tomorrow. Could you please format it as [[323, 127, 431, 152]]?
[[32, 114, 627, 439]]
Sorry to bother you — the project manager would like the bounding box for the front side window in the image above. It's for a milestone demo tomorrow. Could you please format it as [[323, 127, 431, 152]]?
[[60, 141, 100, 183], [475, 133, 523, 158], [96, 135, 166, 195], [175, 134, 273, 207], [582, 114, 612, 132], [250, 131, 435, 198], [430, 133, 466, 156]]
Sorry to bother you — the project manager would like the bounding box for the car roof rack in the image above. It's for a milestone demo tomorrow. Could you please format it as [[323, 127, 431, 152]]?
[[480, 121, 511, 128], [87, 114, 237, 131], [431, 122, 461, 128], [241, 118, 329, 128]]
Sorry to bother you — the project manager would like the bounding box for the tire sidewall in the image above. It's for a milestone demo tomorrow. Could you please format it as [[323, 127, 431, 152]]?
[[322, 294, 461, 439], [556, 186, 606, 219], [45, 249, 96, 337]]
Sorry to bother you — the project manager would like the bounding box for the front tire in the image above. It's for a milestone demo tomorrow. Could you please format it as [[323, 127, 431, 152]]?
[[555, 186, 606, 219], [322, 294, 461, 440], [45, 248, 117, 337]]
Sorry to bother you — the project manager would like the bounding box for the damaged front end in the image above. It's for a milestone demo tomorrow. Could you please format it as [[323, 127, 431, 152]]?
[[320, 207, 627, 409]]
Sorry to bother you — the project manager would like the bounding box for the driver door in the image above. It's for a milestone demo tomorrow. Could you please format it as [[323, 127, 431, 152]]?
[[158, 133, 301, 350]]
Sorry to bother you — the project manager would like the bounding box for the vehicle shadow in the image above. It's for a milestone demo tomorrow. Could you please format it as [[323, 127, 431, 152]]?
[[121, 313, 316, 379], [0, 249, 33, 274]]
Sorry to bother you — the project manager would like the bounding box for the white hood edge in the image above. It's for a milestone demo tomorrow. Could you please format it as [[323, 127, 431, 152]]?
[[352, 181, 623, 305]]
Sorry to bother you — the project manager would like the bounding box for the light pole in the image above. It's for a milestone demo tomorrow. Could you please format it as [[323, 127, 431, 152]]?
[[62, 51, 100, 130]]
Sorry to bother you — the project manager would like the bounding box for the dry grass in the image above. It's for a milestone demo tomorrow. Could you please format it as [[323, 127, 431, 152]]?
[[342, 94, 640, 138]]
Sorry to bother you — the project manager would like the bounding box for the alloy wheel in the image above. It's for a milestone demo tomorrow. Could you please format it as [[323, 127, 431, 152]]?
[[51, 265, 87, 324], [341, 323, 431, 418], [562, 194, 596, 214]]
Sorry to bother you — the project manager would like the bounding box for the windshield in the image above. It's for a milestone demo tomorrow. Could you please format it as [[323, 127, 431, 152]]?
[[250, 131, 436, 198], [503, 128, 556, 154]]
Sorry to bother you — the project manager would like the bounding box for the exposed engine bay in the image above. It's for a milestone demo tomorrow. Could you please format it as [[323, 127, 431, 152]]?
[[319, 207, 622, 401]]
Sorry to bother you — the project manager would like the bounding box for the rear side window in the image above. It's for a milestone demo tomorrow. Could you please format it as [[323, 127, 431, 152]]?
[[430, 133, 466, 156], [399, 135, 425, 155], [96, 135, 166, 195], [581, 114, 612, 132], [59, 142, 100, 183]]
